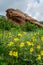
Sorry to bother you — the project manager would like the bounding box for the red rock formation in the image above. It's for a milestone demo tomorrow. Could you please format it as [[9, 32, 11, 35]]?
[[6, 9, 43, 28]]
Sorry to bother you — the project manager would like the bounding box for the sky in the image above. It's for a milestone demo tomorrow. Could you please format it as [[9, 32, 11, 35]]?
[[0, 0, 43, 21]]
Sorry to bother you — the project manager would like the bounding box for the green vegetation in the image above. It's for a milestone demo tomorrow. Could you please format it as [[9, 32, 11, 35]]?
[[0, 16, 43, 65]]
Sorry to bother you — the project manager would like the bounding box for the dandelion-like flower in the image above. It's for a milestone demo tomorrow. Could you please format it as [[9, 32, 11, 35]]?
[[37, 54, 41, 60], [30, 48, 34, 52], [14, 38, 19, 42], [9, 51, 13, 56], [18, 33, 22, 37], [23, 32, 27, 35], [36, 45, 41, 49], [13, 51, 18, 57], [19, 42, 24, 47], [27, 41, 31, 46], [8, 41, 14, 46]]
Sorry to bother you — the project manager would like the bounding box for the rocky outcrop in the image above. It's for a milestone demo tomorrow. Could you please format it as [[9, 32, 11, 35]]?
[[6, 8, 43, 28]]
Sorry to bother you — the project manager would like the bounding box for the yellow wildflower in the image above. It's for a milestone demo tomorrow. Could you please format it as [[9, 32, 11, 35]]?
[[41, 51, 43, 56], [41, 37, 43, 41], [30, 48, 34, 52], [36, 45, 41, 49], [13, 51, 18, 57], [23, 32, 27, 35], [20, 42, 24, 47], [9, 51, 13, 56], [14, 38, 19, 42], [27, 41, 31, 46], [18, 33, 22, 37], [8, 41, 14, 46], [37, 54, 41, 60]]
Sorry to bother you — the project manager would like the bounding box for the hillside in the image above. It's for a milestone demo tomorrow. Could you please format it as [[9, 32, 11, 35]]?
[[0, 16, 43, 65]]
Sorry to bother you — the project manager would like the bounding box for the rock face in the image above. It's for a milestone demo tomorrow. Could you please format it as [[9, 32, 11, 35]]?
[[6, 8, 43, 28]]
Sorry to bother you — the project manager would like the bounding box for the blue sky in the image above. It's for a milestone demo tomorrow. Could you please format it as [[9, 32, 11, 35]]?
[[0, 0, 43, 21]]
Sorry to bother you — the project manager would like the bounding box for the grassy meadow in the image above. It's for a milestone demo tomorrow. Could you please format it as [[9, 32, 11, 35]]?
[[0, 16, 43, 65]]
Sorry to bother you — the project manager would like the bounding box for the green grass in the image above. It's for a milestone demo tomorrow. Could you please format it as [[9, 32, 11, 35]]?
[[0, 16, 43, 65]]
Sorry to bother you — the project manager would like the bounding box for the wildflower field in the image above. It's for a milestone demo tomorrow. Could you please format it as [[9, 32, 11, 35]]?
[[0, 16, 43, 65]]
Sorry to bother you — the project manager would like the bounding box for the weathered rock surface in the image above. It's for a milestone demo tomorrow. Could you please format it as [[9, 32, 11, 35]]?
[[6, 8, 43, 28]]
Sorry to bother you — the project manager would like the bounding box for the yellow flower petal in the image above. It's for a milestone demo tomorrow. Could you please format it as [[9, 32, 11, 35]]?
[[9, 51, 13, 56], [37, 54, 41, 60], [18, 33, 22, 37], [30, 48, 34, 52], [20, 42, 24, 47], [14, 38, 19, 42], [27, 41, 31, 46], [13, 51, 18, 57], [36, 45, 41, 49], [8, 41, 14, 46], [23, 32, 27, 35]]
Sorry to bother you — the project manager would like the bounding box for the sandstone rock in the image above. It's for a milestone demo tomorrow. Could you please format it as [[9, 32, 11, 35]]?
[[6, 8, 43, 28]]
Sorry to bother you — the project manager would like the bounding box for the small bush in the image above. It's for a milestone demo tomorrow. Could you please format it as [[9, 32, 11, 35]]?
[[0, 17, 11, 30], [0, 17, 21, 31]]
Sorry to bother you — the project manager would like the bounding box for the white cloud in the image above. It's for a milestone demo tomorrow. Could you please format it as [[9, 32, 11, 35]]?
[[0, 0, 43, 21], [25, 0, 43, 21]]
